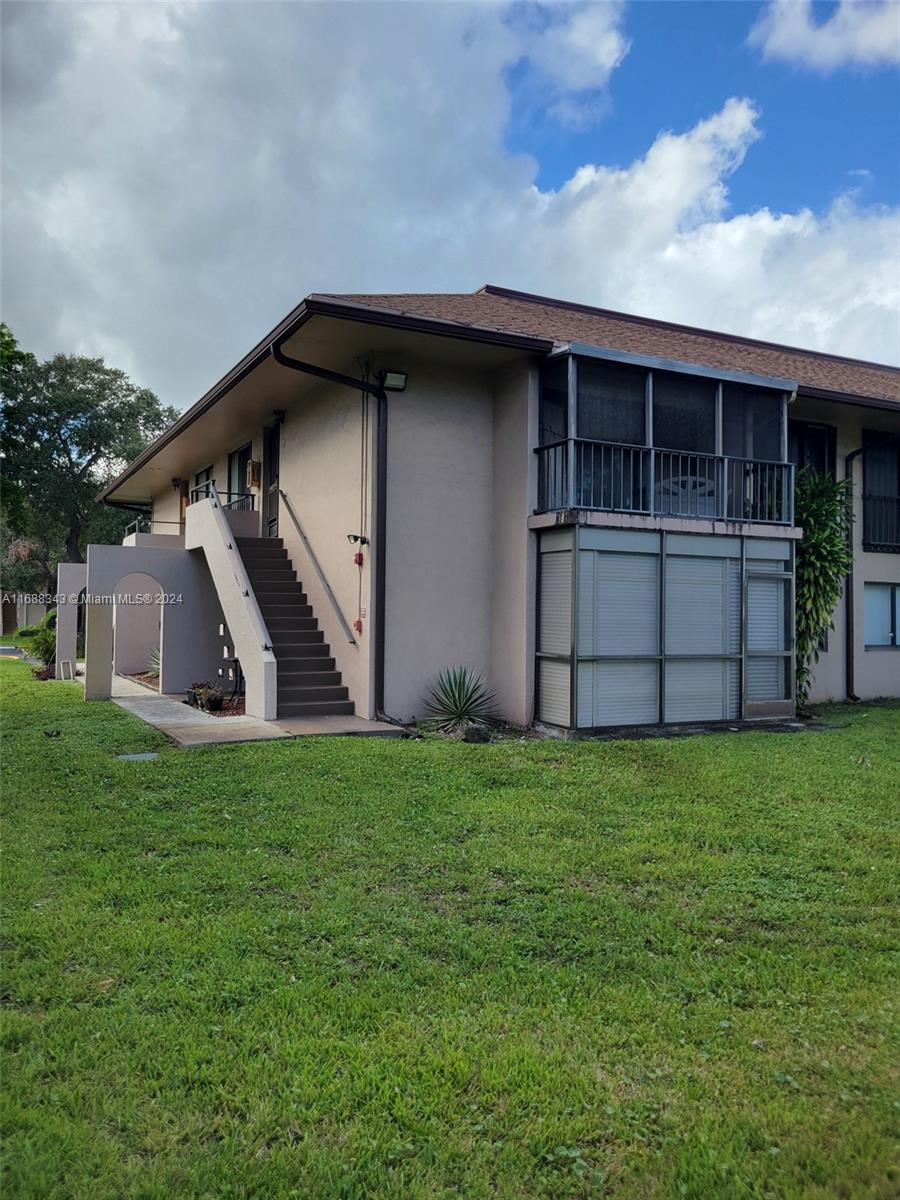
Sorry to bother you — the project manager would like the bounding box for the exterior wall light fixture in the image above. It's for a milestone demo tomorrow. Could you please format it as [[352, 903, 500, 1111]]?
[[379, 371, 407, 392]]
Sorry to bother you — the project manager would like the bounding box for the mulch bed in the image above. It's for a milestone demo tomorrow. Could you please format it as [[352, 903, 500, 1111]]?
[[126, 673, 160, 692], [126, 673, 245, 715], [207, 698, 245, 718]]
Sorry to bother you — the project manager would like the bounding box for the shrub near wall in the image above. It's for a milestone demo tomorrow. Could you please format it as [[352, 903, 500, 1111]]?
[[794, 469, 854, 707]]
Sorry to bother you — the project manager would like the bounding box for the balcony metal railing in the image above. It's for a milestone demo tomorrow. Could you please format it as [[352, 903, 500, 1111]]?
[[862, 495, 900, 551], [220, 492, 255, 512], [189, 483, 255, 511], [124, 514, 151, 537], [123, 516, 183, 539], [536, 439, 794, 525]]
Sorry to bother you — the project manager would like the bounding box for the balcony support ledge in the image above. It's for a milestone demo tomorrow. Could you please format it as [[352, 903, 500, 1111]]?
[[527, 509, 803, 540]]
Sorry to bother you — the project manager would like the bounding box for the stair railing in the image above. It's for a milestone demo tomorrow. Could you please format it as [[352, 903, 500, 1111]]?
[[278, 488, 357, 645]]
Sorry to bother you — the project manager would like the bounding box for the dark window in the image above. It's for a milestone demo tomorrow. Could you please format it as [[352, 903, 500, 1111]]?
[[788, 420, 835, 476], [540, 359, 568, 445], [228, 443, 252, 498], [193, 465, 213, 500], [863, 431, 900, 551], [863, 430, 900, 497], [577, 360, 646, 445], [723, 385, 784, 462], [652, 372, 716, 453]]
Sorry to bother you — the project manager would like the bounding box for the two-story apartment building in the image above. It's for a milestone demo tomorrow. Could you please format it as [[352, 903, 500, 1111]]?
[[64, 285, 899, 730]]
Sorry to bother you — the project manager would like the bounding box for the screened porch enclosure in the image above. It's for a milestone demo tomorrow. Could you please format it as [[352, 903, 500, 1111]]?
[[536, 527, 795, 729], [536, 354, 795, 525]]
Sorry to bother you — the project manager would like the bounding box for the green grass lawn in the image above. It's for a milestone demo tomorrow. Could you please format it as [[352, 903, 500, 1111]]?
[[2, 659, 898, 1200]]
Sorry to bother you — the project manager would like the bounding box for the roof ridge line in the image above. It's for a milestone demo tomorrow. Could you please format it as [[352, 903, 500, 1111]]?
[[476, 284, 900, 375]]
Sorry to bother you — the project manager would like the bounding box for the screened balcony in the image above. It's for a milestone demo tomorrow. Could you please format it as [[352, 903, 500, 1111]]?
[[536, 354, 795, 526]]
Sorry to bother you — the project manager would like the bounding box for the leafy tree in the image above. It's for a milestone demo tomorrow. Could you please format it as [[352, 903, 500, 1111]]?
[[794, 468, 854, 708], [0, 324, 178, 568], [0, 513, 59, 593]]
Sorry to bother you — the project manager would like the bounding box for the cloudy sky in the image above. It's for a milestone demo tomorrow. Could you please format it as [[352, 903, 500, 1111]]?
[[2, 0, 899, 408]]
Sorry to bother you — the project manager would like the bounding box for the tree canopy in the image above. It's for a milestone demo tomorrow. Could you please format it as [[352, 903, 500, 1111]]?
[[0, 324, 178, 583]]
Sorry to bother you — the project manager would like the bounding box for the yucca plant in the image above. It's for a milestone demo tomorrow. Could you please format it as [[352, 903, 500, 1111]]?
[[146, 645, 161, 679], [421, 666, 499, 734]]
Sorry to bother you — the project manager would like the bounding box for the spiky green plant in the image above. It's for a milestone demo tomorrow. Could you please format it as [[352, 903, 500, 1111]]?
[[794, 468, 854, 708], [30, 624, 56, 669], [421, 666, 499, 734], [146, 645, 161, 679]]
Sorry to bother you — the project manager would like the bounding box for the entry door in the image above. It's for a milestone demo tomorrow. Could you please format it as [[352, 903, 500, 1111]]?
[[228, 443, 252, 503], [263, 424, 280, 537]]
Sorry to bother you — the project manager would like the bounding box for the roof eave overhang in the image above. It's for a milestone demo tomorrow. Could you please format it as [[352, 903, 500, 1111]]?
[[99, 298, 554, 506], [553, 340, 799, 393], [794, 383, 900, 413]]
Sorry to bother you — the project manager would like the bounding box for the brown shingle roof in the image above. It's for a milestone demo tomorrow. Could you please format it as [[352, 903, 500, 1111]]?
[[325, 284, 900, 405]]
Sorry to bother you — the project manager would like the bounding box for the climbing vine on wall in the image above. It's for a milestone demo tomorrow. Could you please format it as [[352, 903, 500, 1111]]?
[[794, 468, 854, 709]]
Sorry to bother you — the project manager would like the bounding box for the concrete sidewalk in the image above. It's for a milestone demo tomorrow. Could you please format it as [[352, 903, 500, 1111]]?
[[111, 675, 402, 747]]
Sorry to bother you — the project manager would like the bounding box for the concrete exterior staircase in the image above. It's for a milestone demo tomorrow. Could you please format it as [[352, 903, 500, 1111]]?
[[236, 537, 354, 719]]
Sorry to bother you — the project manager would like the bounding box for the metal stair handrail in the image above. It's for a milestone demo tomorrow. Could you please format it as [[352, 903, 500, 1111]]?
[[278, 488, 356, 645]]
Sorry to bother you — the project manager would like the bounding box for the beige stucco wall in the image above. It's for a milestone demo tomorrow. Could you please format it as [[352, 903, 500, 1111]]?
[[150, 427, 266, 536], [382, 361, 496, 721], [84, 544, 224, 700], [16, 599, 48, 628], [380, 357, 544, 724], [275, 379, 374, 715], [791, 397, 900, 702], [139, 357, 540, 725], [55, 562, 87, 676], [490, 363, 538, 725], [150, 485, 183, 533]]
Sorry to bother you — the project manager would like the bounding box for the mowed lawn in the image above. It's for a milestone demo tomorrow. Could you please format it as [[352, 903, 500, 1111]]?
[[1, 661, 898, 1200]]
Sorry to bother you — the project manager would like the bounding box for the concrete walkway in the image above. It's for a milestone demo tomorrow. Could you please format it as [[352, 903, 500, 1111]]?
[[110, 676, 401, 747]]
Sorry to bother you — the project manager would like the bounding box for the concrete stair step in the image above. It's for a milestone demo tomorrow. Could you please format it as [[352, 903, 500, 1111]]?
[[254, 583, 306, 598], [237, 537, 283, 549], [277, 684, 349, 703], [277, 699, 355, 718], [277, 669, 342, 687], [272, 630, 325, 646], [246, 560, 295, 573], [257, 603, 312, 618], [275, 652, 336, 668], [242, 549, 289, 564], [266, 616, 318, 631], [248, 568, 297, 583]]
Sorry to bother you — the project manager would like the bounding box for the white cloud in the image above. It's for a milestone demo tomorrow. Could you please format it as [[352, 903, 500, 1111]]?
[[750, 0, 900, 70], [519, 1, 631, 126], [1, 0, 898, 411]]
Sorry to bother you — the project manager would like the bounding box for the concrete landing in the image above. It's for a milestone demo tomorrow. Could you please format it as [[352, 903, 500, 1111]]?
[[273, 713, 403, 737], [110, 676, 402, 746], [111, 675, 288, 746]]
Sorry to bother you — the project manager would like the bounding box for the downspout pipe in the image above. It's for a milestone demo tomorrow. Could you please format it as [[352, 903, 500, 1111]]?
[[844, 447, 863, 702], [270, 340, 385, 400], [269, 336, 391, 721]]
